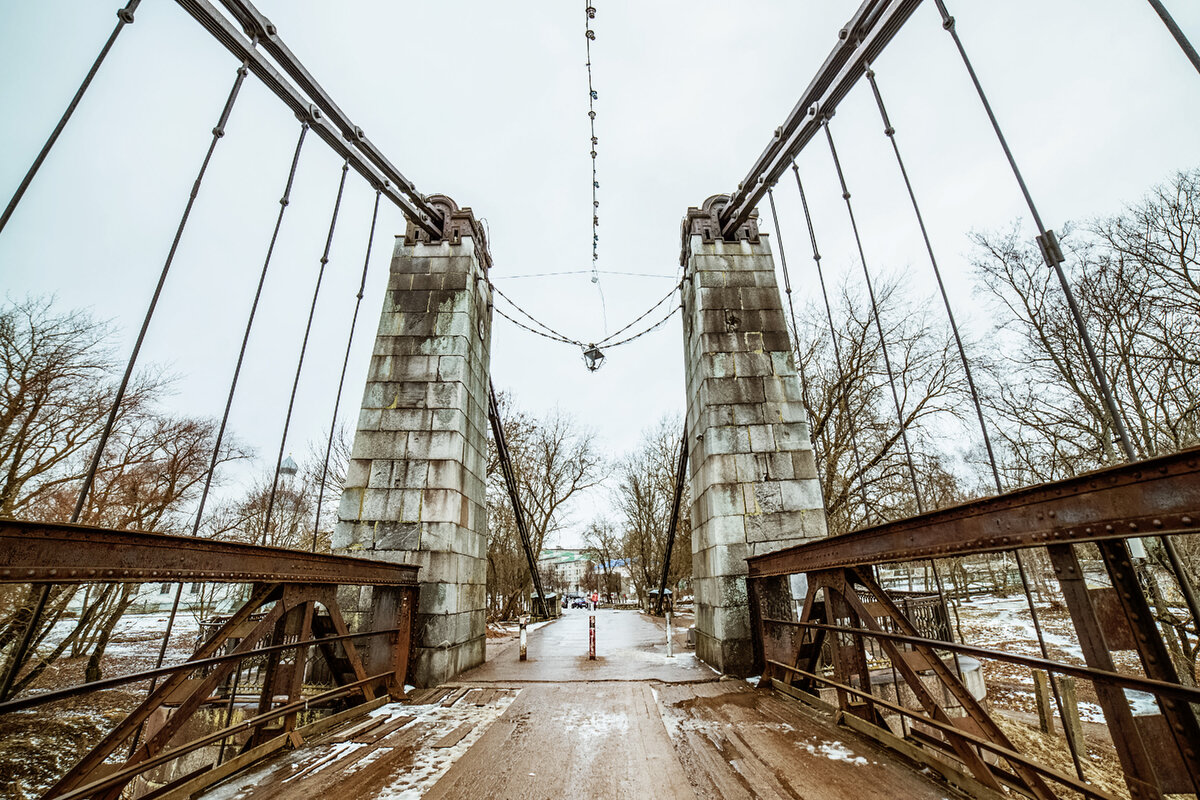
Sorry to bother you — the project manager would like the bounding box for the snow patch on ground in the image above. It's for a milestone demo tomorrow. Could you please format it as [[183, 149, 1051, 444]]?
[[963, 595, 1084, 661], [553, 707, 631, 737], [801, 739, 869, 766], [359, 693, 516, 800], [205, 692, 516, 800]]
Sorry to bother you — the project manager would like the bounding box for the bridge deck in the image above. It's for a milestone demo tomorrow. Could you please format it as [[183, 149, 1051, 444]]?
[[201, 610, 961, 800]]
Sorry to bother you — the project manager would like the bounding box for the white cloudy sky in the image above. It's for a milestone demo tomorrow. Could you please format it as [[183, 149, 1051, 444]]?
[[1, 1, 1197, 546]]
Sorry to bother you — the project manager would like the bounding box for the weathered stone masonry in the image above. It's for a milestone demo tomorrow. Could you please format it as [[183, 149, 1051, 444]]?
[[334, 196, 491, 687], [680, 195, 828, 676]]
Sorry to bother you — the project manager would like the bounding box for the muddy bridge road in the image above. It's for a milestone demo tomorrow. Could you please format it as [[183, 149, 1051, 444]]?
[[200, 609, 959, 800]]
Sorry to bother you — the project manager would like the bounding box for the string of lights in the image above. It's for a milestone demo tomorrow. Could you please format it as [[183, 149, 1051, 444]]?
[[490, 282, 583, 346], [493, 305, 581, 346], [490, 278, 681, 356], [496, 269, 677, 280], [585, 2, 600, 280], [486, 2, 683, 370], [601, 302, 680, 348], [594, 282, 678, 346]]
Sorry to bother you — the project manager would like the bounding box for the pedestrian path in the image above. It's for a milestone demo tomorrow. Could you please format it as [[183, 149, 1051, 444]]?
[[457, 607, 710, 683], [201, 609, 963, 800]]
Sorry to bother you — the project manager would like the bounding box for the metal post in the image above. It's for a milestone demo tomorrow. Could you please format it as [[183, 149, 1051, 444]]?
[[589, 615, 596, 660], [519, 617, 528, 662], [666, 611, 674, 658]]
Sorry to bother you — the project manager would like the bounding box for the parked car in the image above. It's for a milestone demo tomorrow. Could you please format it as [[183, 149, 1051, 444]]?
[[570, 597, 588, 609]]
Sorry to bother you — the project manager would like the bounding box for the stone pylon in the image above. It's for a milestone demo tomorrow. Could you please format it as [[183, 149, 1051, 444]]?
[[334, 196, 491, 687], [680, 195, 828, 676]]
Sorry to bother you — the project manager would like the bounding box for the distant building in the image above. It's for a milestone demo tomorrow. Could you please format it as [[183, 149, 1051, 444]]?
[[538, 548, 632, 598]]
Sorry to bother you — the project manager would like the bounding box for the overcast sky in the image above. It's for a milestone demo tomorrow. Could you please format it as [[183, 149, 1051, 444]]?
[[2, 1, 1198, 547]]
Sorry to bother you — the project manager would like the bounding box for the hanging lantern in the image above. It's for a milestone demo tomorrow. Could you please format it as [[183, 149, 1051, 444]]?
[[582, 343, 605, 371]]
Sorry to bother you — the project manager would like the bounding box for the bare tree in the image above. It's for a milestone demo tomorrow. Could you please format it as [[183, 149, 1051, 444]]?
[[614, 416, 691, 609], [970, 168, 1200, 680], [794, 278, 969, 535], [484, 394, 605, 619], [584, 517, 622, 602], [0, 296, 250, 695]]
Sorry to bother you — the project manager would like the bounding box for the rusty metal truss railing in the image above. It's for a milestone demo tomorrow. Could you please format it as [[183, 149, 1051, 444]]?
[[0, 519, 419, 800], [746, 445, 1200, 800]]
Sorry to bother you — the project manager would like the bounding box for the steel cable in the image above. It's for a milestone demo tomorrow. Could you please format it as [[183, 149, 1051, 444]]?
[[0, 0, 142, 236], [935, 0, 1200, 668], [766, 188, 817, 470], [791, 164, 874, 528], [311, 188, 383, 552], [122, 124, 312, 757], [263, 161, 350, 537], [865, 64, 1086, 779], [191, 122, 309, 541], [823, 119, 925, 516], [0, 61, 250, 705], [1145, 0, 1200, 74]]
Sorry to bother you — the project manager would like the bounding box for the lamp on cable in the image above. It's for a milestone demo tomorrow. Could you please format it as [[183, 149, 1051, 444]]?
[[582, 343, 605, 371]]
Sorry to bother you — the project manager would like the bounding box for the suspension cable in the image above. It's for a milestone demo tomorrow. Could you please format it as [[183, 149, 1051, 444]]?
[[865, 64, 1085, 780], [766, 189, 816, 450], [823, 118, 925, 516], [768, 185, 835, 523], [263, 160, 350, 538], [931, 0, 1133, 461], [190, 123, 309, 540], [934, 0, 1200, 654], [1144, 0, 1200, 74], [312, 188, 383, 552], [791, 164, 874, 527], [865, 70, 1001, 494], [72, 63, 249, 523], [0, 0, 142, 236], [0, 61, 251, 706], [655, 424, 689, 616], [488, 381, 549, 617], [595, 284, 678, 346], [126, 126, 311, 751]]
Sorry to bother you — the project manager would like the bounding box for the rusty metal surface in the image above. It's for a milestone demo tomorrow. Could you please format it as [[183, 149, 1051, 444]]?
[[757, 617, 1200, 706], [719, 0, 924, 237], [173, 0, 443, 238], [747, 445, 1200, 576], [44, 581, 415, 799], [0, 518, 419, 585], [765, 661, 1119, 800]]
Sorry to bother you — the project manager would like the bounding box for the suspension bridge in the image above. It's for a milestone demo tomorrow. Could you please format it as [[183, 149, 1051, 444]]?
[[1, 1, 1199, 798]]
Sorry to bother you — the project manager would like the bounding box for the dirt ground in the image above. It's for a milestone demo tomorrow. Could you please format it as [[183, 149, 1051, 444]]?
[[0, 612, 199, 800]]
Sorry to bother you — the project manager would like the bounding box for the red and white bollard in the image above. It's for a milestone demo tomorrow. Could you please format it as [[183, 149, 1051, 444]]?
[[588, 614, 596, 660], [519, 616, 528, 662]]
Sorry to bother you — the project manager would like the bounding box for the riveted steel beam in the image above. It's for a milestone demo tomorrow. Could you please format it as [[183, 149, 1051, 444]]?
[[747, 445, 1200, 577], [0, 518, 419, 585], [720, 0, 923, 237], [174, 0, 444, 238]]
